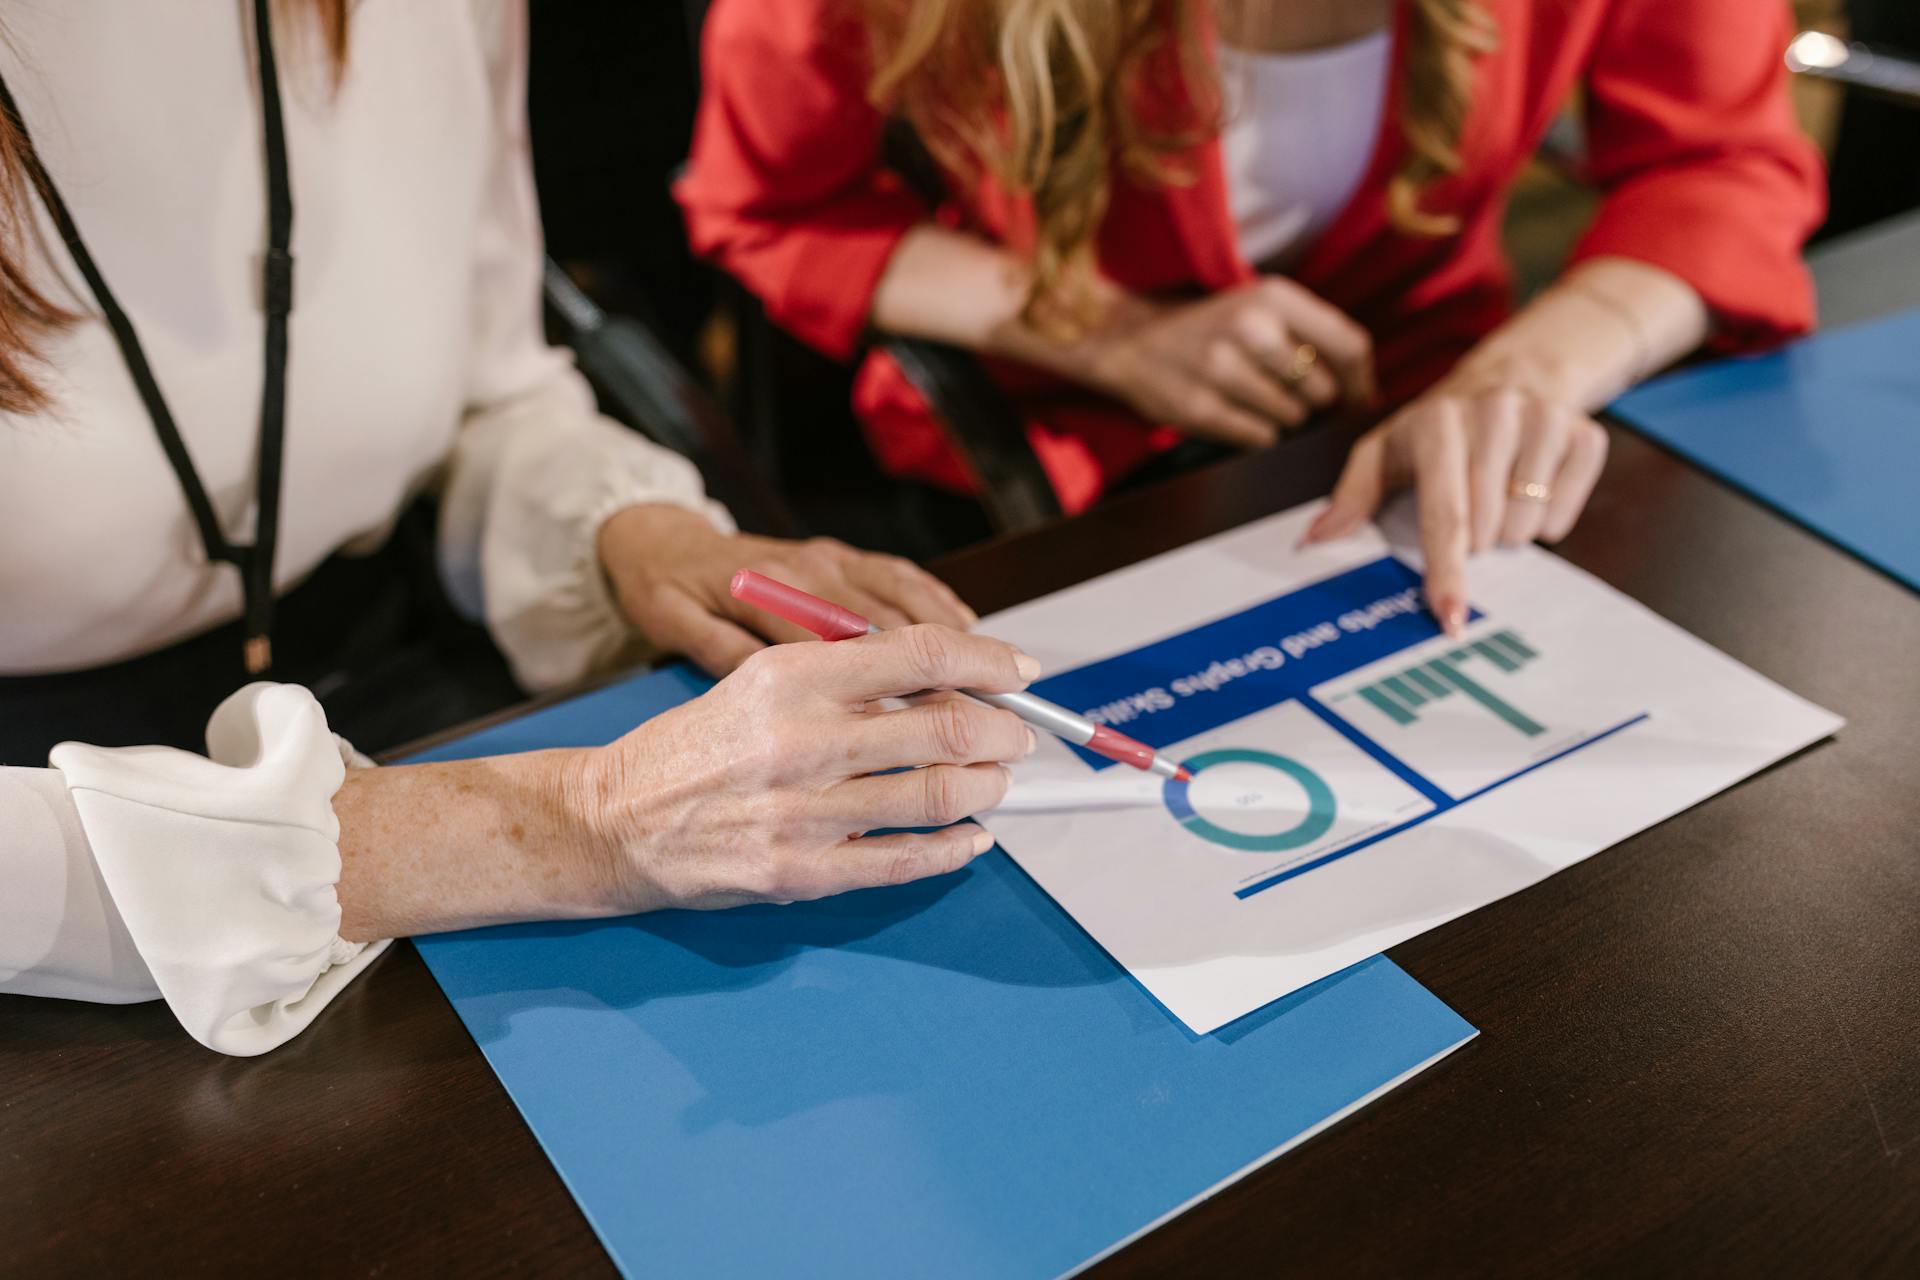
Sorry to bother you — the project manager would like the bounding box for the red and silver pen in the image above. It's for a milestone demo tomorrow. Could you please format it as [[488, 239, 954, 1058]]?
[[730, 569, 1191, 782]]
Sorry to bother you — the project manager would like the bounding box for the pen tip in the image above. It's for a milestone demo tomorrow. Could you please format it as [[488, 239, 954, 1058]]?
[[1174, 766, 1192, 783]]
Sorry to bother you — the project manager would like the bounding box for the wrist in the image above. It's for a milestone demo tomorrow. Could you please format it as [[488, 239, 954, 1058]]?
[[1059, 292, 1161, 397], [599, 502, 725, 584], [1443, 259, 1697, 413], [554, 744, 641, 916], [987, 280, 1156, 392], [599, 498, 725, 606]]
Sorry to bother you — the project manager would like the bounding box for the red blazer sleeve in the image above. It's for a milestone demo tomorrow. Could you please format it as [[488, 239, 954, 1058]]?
[[674, 0, 928, 360], [1569, 0, 1826, 350]]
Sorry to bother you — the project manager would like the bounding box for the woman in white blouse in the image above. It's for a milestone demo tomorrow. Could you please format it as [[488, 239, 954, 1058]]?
[[0, 1, 1038, 1054]]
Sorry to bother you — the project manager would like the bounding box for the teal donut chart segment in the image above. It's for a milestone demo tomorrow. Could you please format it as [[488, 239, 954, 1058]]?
[[1161, 748, 1338, 853]]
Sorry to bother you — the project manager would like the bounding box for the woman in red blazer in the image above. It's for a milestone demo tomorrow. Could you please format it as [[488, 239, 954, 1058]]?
[[677, 0, 1823, 627]]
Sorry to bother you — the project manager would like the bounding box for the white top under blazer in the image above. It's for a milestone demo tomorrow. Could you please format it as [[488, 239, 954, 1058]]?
[[0, 1, 730, 1053], [1216, 30, 1394, 267]]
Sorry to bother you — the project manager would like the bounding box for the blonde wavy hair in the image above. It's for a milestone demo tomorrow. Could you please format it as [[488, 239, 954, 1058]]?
[[862, 0, 1498, 327]]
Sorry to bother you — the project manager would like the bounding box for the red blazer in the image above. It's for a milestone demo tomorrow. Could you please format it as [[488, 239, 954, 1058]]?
[[677, 0, 1825, 514]]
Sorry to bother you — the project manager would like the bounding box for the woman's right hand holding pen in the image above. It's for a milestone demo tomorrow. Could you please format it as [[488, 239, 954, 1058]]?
[[571, 625, 1040, 911]]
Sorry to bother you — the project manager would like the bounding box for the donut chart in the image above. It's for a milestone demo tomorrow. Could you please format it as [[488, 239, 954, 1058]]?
[[1160, 747, 1338, 853]]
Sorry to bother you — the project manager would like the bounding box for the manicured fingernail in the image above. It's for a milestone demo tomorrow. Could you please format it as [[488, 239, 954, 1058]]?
[[1441, 599, 1468, 637], [970, 828, 995, 856], [1014, 653, 1042, 682]]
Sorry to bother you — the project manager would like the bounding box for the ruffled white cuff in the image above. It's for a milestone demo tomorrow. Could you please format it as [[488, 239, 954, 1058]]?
[[440, 384, 735, 692], [47, 683, 389, 1056]]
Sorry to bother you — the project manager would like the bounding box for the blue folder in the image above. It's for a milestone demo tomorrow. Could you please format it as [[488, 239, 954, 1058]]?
[[1612, 307, 1920, 592], [409, 666, 1476, 1278]]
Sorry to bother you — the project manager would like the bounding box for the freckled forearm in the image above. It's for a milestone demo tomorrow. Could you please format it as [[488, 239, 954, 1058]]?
[[330, 749, 614, 942]]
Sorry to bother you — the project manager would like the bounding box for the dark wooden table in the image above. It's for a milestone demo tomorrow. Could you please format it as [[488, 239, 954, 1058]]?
[[7, 249, 1919, 1275]]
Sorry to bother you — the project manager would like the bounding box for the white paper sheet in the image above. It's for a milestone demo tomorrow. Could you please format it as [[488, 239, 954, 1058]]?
[[982, 502, 1844, 1035]]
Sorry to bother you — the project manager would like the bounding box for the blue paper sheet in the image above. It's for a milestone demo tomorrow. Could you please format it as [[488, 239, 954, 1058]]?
[[1612, 307, 1920, 591], [409, 666, 1476, 1278]]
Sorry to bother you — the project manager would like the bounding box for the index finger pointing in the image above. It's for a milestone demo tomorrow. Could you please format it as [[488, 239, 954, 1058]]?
[[1413, 416, 1472, 636], [828, 624, 1039, 701]]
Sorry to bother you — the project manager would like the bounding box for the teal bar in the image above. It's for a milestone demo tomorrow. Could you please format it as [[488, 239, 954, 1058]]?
[[1493, 629, 1537, 661], [1449, 648, 1473, 664], [1427, 659, 1546, 737], [1406, 666, 1451, 699], [1381, 674, 1426, 707], [1472, 639, 1521, 673], [1358, 683, 1417, 726]]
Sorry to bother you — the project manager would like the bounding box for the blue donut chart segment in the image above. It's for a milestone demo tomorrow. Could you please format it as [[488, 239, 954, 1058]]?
[[1161, 748, 1338, 853]]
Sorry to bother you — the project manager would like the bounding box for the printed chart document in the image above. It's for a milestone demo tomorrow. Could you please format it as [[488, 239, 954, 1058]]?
[[984, 503, 1843, 1034]]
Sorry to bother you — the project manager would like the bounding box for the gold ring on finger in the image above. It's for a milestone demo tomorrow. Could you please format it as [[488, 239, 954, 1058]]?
[[1509, 480, 1552, 503], [1281, 342, 1318, 387]]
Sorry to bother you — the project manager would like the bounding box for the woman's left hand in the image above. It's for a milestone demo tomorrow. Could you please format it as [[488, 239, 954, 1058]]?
[[598, 503, 979, 674], [1303, 385, 1609, 634]]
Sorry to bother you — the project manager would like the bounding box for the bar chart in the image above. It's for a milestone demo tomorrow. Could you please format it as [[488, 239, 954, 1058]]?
[[1351, 630, 1545, 737]]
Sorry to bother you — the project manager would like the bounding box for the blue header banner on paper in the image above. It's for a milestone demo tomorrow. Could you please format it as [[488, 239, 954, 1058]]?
[[1030, 556, 1457, 769]]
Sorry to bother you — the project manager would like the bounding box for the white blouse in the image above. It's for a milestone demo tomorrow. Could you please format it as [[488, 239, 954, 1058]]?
[[0, 1, 730, 1052], [1217, 31, 1394, 267]]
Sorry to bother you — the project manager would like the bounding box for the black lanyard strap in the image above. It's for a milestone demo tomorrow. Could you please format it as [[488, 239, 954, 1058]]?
[[0, 0, 294, 674]]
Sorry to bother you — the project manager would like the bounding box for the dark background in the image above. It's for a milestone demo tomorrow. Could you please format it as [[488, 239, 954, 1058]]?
[[2, 3, 1916, 1275]]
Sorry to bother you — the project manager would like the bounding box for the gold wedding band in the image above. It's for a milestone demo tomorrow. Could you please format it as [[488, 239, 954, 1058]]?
[[1281, 342, 1318, 387], [1510, 480, 1552, 503]]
